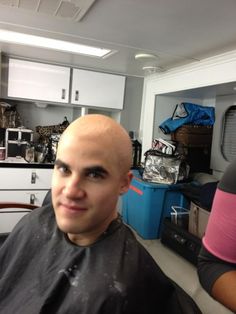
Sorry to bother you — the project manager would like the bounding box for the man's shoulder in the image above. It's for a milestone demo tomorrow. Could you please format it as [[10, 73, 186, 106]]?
[[0, 205, 56, 262], [115, 222, 157, 263], [10, 203, 56, 238], [24, 203, 54, 224]]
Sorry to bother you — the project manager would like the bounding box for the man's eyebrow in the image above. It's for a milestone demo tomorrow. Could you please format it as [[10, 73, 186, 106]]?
[[85, 166, 109, 175], [54, 161, 108, 175], [54, 159, 70, 169]]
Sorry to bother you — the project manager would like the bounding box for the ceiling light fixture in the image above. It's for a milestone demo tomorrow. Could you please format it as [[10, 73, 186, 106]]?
[[0, 29, 113, 58], [135, 53, 159, 60], [142, 66, 164, 74]]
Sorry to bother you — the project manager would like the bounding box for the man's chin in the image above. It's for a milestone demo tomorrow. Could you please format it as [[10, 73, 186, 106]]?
[[61, 226, 78, 234], [55, 218, 80, 234]]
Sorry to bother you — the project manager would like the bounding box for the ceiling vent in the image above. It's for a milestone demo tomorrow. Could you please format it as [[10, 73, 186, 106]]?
[[0, 0, 98, 21], [0, 0, 19, 7]]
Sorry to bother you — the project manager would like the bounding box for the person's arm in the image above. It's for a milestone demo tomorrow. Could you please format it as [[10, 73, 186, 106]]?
[[198, 245, 236, 312], [212, 270, 236, 312], [211, 270, 236, 312], [198, 158, 236, 312]]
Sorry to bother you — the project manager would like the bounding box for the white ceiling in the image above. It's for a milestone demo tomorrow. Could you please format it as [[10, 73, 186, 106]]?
[[0, 0, 236, 77]]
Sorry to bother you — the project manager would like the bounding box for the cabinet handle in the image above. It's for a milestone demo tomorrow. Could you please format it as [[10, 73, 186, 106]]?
[[75, 90, 79, 101], [31, 172, 36, 184], [61, 88, 66, 100], [30, 194, 36, 205]]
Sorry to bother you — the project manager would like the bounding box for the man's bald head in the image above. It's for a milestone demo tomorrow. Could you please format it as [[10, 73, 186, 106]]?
[[58, 114, 133, 174]]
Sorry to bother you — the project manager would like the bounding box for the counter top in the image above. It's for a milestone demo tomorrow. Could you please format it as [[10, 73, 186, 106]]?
[[0, 157, 54, 168]]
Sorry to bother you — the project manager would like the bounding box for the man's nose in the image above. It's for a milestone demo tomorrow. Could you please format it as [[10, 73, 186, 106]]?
[[63, 176, 86, 199]]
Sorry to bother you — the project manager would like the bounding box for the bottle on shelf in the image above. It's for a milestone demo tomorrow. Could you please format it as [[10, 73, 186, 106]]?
[[129, 131, 142, 169]]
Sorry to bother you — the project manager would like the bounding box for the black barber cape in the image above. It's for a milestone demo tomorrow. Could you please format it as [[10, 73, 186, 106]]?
[[0, 205, 201, 314]]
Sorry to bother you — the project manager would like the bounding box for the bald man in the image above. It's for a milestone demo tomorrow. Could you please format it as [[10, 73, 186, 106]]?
[[51, 114, 133, 247], [0, 115, 201, 314]]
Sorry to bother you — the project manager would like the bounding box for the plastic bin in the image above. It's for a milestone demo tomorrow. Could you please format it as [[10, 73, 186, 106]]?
[[170, 206, 189, 230], [122, 170, 188, 239]]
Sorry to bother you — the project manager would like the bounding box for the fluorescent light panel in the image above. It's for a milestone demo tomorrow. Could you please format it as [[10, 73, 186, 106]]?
[[0, 29, 112, 58]]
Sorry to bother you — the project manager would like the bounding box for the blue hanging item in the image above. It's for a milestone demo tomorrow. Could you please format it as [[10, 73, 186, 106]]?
[[159, 102, 215, 134]]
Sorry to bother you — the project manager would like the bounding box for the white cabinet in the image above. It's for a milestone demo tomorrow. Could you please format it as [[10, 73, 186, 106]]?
[[7, 58, 70, 103], [71, 68, 126, 109], [4, 58, 126, 109], [0, 167, 53, 206]]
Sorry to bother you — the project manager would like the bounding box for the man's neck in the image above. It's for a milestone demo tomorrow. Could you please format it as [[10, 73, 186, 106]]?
[[67, 212, 118, 246]]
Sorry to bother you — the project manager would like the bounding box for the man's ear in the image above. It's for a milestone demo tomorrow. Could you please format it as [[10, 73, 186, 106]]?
[[120, 171, 133, 195]]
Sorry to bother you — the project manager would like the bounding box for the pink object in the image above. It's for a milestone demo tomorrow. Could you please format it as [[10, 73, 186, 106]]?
[[203, 188, 236, 263]]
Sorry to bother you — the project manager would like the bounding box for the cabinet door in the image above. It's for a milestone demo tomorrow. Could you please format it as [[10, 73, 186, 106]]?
[[71, 68, 125, 109], [0, 168, 52, 189], [0, 190, 48, 206], [7, 59, 70, 103], [0, 189, 49, 232]]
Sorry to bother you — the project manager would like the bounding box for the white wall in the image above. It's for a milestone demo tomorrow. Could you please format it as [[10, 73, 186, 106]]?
[[16, 102, 74, 130], [202, 97, 216, 107], [120, 76, 143, 138], [140, 49, 236, 166]]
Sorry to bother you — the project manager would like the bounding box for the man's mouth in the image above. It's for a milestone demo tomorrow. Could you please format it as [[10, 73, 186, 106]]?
[[60, 203, 88, 212]]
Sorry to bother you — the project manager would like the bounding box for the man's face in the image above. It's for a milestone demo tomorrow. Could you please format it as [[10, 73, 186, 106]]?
[[51, 133, 132, 245]]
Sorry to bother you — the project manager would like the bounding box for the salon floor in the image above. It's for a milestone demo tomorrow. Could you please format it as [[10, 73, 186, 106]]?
[[135, 233, 233, 314]]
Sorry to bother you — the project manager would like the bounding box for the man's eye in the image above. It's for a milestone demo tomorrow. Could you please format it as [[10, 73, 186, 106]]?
[[88, 171, 104, 179], [57, 165, 70, 175]]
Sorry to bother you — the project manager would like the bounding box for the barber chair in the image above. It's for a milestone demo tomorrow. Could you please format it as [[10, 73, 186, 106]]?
[[0, 202, 38, 247], [0, 190, 51, 247]]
